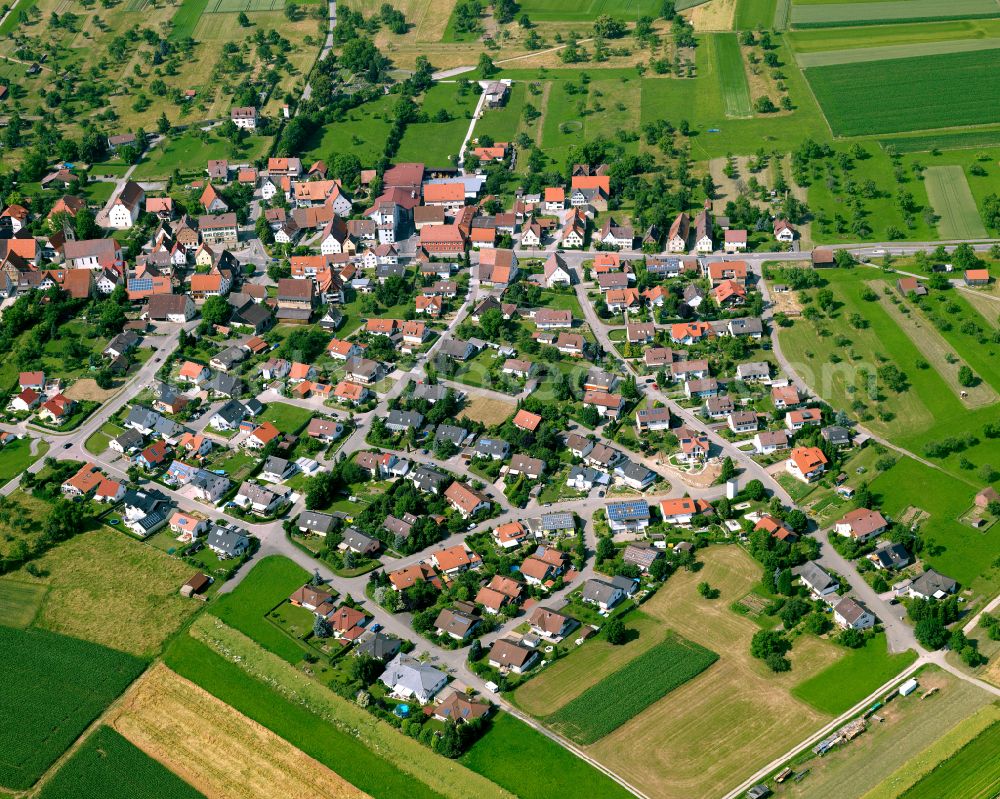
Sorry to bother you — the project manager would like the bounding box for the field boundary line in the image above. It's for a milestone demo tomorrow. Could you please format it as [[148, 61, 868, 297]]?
[[722, 659, 926, 799], [18, 659, 155, 798]]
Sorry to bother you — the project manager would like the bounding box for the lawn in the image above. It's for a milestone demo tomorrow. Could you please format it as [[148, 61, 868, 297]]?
[[460, 712, 633, 799], [0, 437, 45, 483], [210, 555, 312, 663], [790, 633, 918, 715], [898, 719, 1000, 799], [790, 0, 999, 28], [395, 83, 480, 168], [923, 165, 989, 239], [133, 130, 273, 180], [714, 33, 753, 118], [583, 546, 843, 799], [0, 626, 145, 791], [259, 401, 314, 434], [545, 633, 718, 744], [302, 95, 397, 168], [168, 617, 511, 799], [0, 580, 47, 628], [0, 528, 202, 658], [871, 458, 1000, 595], [474, 81, 528, 144], [805, 49, 1000, 136], [37, 726, 204, 799], [85, 422, 125, 456]]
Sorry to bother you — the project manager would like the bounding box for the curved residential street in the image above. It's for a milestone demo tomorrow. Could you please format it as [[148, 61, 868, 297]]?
[[5, 236, 1000, 799]]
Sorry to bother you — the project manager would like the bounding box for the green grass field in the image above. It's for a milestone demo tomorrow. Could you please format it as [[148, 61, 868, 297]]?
[[258, 402, 314, 434], [545, 633, 719, 744], [898, 720, 1000, 799], [796, 37, 1000, 67], [791, 0, 999, 28], [210, 556, 311, 664], [923, 165, 989, 239], [0, 581, 46, 628], [460, 712, 634, 799], [0, 437, 44, 483], [395, 83, 479, 168], [776, 270, 1000, 496], [512, 0, 662, 21], [133, 131, 273, 179], [806, 49, 1000, 136], [882, 128, 1000, 153], [714, 34, 753, 118], [790, 633, 917, 715], [303, 95, 396, 168], [871, 458, 1000, 593], [164, 633, 446, 799], [0, 626, 145, 791], [170, 0, 211, 39], [37, 726, 204, 799], [736, 0, 778, 29]]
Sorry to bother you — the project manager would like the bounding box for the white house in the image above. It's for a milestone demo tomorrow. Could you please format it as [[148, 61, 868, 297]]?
[[108, 182, 145, 229], [833, 596, 876, 630]]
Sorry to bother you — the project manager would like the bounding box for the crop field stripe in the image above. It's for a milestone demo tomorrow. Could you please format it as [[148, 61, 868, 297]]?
[[805, 49, 1000, 136], [879, 129, 1000, 153], [169, 0, 210, 39], [714, 34, 753, 118], [796, 37, 1000, 67], [735, 0, 778, 30], [899, 720, 1000, 799], [790, 0, 998, 26], [924, 165, 989, 239], [37, 726, 205, 799], [0, 626, 146, 791], [773, 0, 791, 29], [544, 633, 718, 744]]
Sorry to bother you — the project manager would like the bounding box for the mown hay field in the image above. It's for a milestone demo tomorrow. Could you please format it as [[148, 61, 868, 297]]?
[[898, 719, 1000, 799], [0, 626, 145, 791], [0, 529, 201, 658], [806, 49, 1000, 136], [110, 664, 369, 799], [584, 546, 843, 799], [923, 165, 989, 239]]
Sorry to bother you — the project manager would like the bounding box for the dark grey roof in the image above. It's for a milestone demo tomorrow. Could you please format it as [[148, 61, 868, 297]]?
[[204, 371, 241, 396], [213, 399, 246, 425], [910, 569, 957, 598], [434, 424, 468, 446], [299, 510, 336, 534], [125, 405, 161, 430], [208, 525, 250, 556], [387, 409, 424, 430], [474, 437, 509, 458], [356, 632, 402, 661]]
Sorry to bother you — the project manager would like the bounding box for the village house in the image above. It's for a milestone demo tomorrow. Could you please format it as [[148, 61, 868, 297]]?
[[786, 446, 828, 483]]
